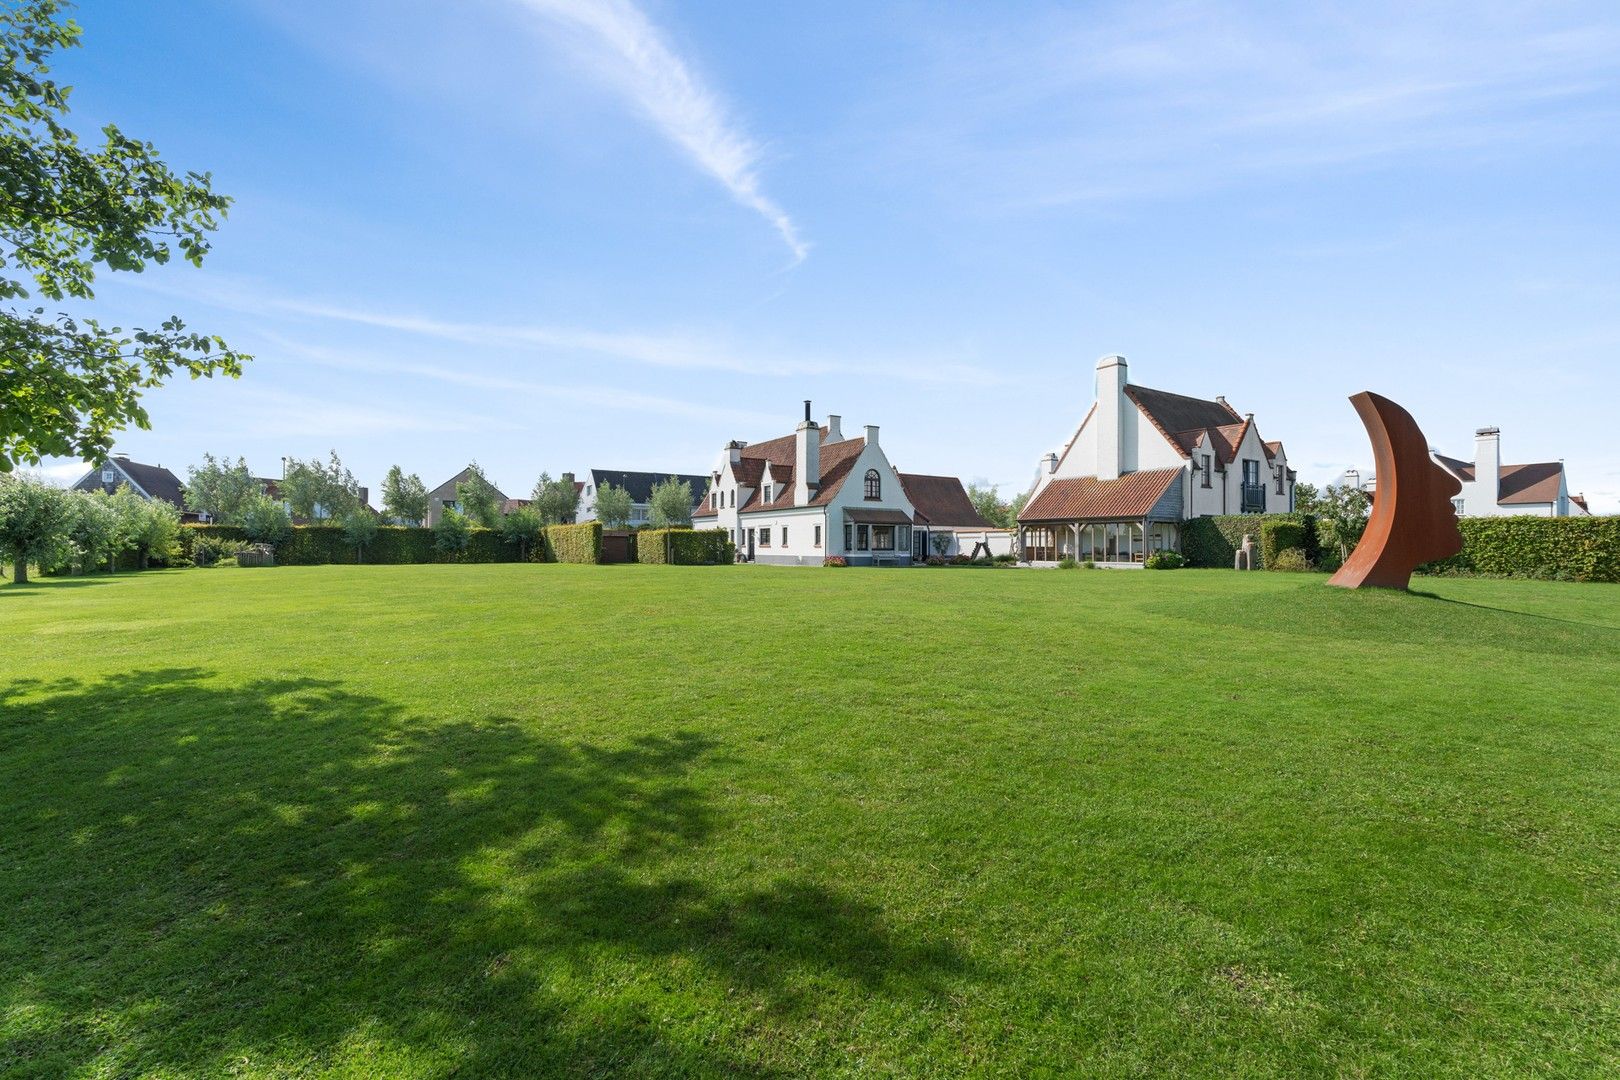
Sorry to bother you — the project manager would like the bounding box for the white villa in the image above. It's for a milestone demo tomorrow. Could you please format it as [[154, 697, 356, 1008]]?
[[1434, 428, 1589, 517], [1344, 427, 1591, 517], [694, 402, 995, 565], [1017, 355, 1295, 565]]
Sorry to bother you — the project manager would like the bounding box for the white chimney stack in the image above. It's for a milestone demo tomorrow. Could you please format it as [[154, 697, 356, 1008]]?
[[1094, 354, 1128, 481], [795, 400, 820, 505], [825, 414, 843, 442], [864, 424, 879, 448], [1042, 452, 1059, 474], [1475, 426, 1500, 500]]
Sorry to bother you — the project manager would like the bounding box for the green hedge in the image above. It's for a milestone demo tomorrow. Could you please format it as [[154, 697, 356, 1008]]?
[[544, 522, 601, 564], [1260, 520, 1306, 570], [180, 524, 523, 565], [1422, 516, 1620, 583], [1183, 514, 1316, 569], [636, 528, 735, 565]]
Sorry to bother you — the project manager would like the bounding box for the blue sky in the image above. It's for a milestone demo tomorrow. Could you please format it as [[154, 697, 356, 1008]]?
[[41, 0, 1620, 510]]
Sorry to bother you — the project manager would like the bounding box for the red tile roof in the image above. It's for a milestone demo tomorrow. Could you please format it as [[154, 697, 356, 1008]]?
[[898, 473, 992, 527], [737, 437, 866, 514], [1018, 468, 1181, 522]]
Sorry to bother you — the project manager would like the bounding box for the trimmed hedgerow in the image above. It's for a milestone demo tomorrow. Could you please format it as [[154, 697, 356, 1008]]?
[[1261, 520, 1307, 570], [637, 528, 735, 565], [545, 522, 601, 565], [1422, 516, 1620, 583], [1183, 514, 1318, 569], [178, 524, 524, 565]]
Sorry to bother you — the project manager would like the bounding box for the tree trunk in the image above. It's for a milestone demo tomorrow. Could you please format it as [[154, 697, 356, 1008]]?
[[14, 559, 28, 584]]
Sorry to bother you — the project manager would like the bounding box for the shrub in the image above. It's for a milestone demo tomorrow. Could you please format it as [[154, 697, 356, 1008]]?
[[823, 555, 848, 567], [190, 533, 239, 568], [1182, 514, 1318, 569], [950, 554, 972, 565], [433, 510, 471, 556], [1144, 551, 1184, 570], [1271, 547, 1311, 572], [924, 555, 947, 567], [1260, 520, 1306, 569], [1057, 556, 1079, 570], [1422, 516, 1620, 583], [637, 527, 733, 565], [545, 521, 601, 564], [993, 552, 1017, 564], [1083, 559, 1096, 569]]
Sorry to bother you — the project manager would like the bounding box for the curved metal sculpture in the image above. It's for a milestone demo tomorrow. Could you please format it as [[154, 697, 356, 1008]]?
[[1328, 392, 1462, 591]]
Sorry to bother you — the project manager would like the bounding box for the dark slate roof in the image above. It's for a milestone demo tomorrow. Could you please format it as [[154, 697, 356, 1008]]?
[[74, 457, 187, 508], [899, 473, 992, 528], [1125, 385, 1242, 459], [590, 469, 707, 506]]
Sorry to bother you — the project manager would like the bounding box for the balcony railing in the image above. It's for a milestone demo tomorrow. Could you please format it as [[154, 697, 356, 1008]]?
[[1240, 482, 1267, 513]]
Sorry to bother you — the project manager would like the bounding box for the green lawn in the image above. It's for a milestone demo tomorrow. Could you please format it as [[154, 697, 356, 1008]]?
[[3, 565, 1618, 1078]]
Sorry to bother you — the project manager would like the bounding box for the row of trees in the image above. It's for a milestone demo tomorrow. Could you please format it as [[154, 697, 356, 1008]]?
[[967, 483, 1029, 530], [0, 474, 182, 582]]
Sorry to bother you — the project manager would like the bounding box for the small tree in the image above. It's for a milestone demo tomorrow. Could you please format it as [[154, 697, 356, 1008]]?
[[340, 509, 378, 563], [381, 465, 428, 525], [107, 484, 150, 567], [648, 476, 693, 528], [531, 471, 581, 526], [433, 508, 470, 556], [185, 453, 257, 523], [501, 506, 543, 560], [238, 492, 291, 546], [128, 498, 180, 568], [280, 450, 360, 522], [0, 474, 72, 583], [594, 482, 633, 529], [1316, 483, 1372, 562], [966, 482, 1009, 528], [456, 462, 502, 528], [1292, 481, 1321, 515], [68, 488, 119, 572]]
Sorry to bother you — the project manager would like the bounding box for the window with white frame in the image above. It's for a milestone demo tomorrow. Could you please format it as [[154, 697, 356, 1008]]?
[[781, 526, 788, 546], [813, 524, 822, 548], [864, 469, 881, 499]]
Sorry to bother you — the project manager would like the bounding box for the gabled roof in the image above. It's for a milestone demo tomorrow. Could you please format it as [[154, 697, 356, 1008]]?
[[1571, 494, 1590, 514], [737, 438, 867, 514], [1125, 385, 1241, 460], [430, 468, 507, 502], [74, 457, 187, 508], [1019, 468, 1181, 522], [1498, 462, 1565, 505], [899, 473, 991, 528], [1432, 454, 1566, 505]]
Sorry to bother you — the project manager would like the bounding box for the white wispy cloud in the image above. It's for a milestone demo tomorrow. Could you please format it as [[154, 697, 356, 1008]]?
[[122, 275, 1012, 388], [876, 1, 1620, 206], [514, 0, 807, 262]]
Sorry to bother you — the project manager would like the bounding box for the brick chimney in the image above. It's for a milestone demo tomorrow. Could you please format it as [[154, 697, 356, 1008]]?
[[1094, 354, 1128, 481], [1475, 426, 1500, 500], [794, 400, 820, 505]]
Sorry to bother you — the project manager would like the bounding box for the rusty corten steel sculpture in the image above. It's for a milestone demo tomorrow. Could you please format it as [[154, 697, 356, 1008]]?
[[1328, 391, 1463, 591]]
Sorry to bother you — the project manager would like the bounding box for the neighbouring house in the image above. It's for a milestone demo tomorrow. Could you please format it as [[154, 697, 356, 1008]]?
[[1432, 428, 1588, 518], [1017, 354, 1295, 566], [577, 469, 707, 527], [899, 473, 1013, 558], [693, 401, 987, 566], [70, 454, 198, 520], [426, 467, 507, 526]]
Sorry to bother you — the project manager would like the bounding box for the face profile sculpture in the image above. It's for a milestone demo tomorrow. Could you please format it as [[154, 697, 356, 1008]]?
[[1328, 392, 1463, 591]]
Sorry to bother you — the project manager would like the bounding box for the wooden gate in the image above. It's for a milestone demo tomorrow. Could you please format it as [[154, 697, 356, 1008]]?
[[600, 530, 632, 564]]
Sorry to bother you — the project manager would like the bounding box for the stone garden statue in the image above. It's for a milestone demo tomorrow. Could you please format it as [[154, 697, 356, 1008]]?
[[1234, 534, 1256, 571]]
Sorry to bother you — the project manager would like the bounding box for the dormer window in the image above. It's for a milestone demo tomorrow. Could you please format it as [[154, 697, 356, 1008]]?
[[763, 484, 773, 503], [1201, 455, 1212, 488], [864, 469, 881, 500]]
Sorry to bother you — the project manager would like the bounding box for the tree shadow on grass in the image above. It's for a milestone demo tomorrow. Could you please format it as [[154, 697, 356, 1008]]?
[[0, 669, 970, 1077]]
